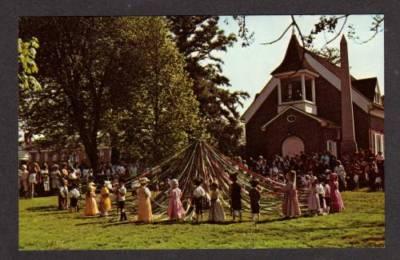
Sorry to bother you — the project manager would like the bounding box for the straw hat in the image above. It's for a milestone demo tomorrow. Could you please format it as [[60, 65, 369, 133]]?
[[104, 180, 112, 190], [88, 181, 96, 189], [139, 177, 150, 185]]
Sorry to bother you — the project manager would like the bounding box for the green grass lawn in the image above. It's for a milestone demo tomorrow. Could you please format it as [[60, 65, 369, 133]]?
[[19, 191, 384, 250]]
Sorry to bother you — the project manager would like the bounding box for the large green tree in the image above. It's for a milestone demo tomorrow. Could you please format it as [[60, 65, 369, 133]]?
[[105, 17, 202, 164], [167, 16, 249, 155], [19, 17, 201, 170]]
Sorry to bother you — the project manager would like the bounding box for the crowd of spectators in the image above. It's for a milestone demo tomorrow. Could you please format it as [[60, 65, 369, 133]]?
[[18, 159, 140, 199], [239, 149, 384, 192]]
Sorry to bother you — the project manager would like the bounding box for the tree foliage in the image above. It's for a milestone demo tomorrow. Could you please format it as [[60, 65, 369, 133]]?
[[167, 16, 249, 155], [18, 37, 41, 91], [19, 17, 201, 169], [311, 47, 341, 65], [106, 17, 202, 164]]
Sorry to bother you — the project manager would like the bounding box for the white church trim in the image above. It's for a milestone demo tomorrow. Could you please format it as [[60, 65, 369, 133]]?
[[241, 77, 279, 123]]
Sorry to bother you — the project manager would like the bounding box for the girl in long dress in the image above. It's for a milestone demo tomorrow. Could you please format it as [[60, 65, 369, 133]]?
[[282, 170, 301, 218], [208, 182, 225, 223], [84, 182, 99, 216], [137, 177, 153, 223], [167, 179, 185, 221], [329, 173, 345, 213], [307, 177, 321, 216], [99, 181, 112, 217]]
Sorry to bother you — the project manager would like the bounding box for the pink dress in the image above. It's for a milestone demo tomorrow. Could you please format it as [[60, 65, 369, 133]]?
[[282, 182, 301, 218], [167, 188, 185, 220], [329, 180, 345, 213], [307, 185, 320, 212]]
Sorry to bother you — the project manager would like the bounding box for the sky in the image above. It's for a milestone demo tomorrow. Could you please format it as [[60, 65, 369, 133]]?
[[215, 15, 384, 114]]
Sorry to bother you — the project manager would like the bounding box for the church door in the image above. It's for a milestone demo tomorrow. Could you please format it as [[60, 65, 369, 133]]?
[[282, 136, 305, 157]]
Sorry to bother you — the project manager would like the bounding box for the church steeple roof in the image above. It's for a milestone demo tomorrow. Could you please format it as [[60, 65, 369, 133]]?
[[271, 34, 317, 76]]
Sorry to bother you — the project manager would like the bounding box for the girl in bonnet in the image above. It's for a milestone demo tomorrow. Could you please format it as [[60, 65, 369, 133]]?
[[167, 179, 185, 221]]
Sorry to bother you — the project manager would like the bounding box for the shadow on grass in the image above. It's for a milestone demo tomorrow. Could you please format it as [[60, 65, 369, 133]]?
[[256, 217, 299, 224], [25, 205, 59, 212], [100, 219, 259, 228]]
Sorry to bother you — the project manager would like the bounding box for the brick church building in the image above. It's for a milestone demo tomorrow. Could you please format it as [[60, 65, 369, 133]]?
[[241, 34, 384, 159]]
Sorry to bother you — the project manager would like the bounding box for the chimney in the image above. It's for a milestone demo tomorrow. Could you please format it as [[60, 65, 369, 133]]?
[[340, 35, 357, 157]]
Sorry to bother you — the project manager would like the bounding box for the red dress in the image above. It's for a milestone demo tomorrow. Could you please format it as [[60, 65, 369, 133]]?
[[329, 180, 345, 213]]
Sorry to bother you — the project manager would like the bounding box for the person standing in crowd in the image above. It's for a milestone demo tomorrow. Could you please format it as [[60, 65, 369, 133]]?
[[248, 157, 256, 172], [28, 163, 40, 198], [50, 164, 61, 194], [334, 160, 347, 191], [105, 163, 113, 181], [192, 178, 206, 223], [41, 163, 50, 195], [255, 156, 267, 175], [84, 181, 99, 216], [282, 170, 301, 218], [61, 163, 69, 179], [321, 152, 330, 168], [316, 178, 326, 214], [167, 179, 185, 221], [20, 164, 29, 198], [117, 180, 127, 221], [69, 183, 81, 212], [249, 179, 261, 223], [136, 177, 153, 223], [99, 180, 112, 217], [229, 174, 242, 222], [376, 152, 384, 190], [329, 173, 345, 213], [323, 176, 331, 213], [307, 177, 321, 216], [58, 179, 69, 210], [208, 182, 225, 223], [368, 160, 379, 192]]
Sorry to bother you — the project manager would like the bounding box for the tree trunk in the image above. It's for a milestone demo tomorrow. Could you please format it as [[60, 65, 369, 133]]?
[[85, 143, 99, 174]]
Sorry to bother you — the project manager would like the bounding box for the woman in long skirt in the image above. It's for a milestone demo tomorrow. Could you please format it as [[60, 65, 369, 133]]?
[[99, 181, 112, 216], [208, 182, 225, 223], [282, 170, 301, 218], [329, 173, 345, 213], [84, 182, 99, 216], [307, 177, 321, 216], [137, 177, 153, 223], [167, 179, 185, 221]]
